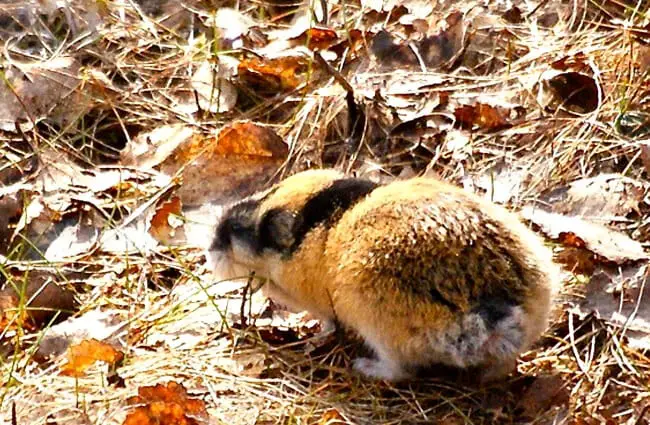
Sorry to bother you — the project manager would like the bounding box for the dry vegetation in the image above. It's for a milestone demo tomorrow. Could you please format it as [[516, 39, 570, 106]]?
[[1, 0, 650, 424]]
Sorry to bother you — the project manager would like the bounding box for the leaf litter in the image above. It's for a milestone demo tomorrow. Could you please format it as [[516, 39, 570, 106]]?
[[2, 0, 650, 424]]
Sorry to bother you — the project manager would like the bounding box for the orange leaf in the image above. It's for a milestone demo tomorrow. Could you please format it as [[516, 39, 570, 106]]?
[[454, 103, 511, 131], [238, 56, 307, 92], [158, 121, 288, 205], [61, 338, 124, 377], [318, 408, 345, 424], [149, 196, 184, 244], [291, 27, 338, 50], [123, 382, 209, 425]]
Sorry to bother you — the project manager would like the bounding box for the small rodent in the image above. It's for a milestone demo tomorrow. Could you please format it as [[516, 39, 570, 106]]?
[[209, 169, 558, 382]]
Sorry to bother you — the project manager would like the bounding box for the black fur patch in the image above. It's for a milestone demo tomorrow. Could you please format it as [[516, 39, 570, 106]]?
[[290, 178, 380, 252], [257, 178, 380, 255], [472, 298, 516, 330], [211, 199, 260, 251], [258, 208, 297, 253]]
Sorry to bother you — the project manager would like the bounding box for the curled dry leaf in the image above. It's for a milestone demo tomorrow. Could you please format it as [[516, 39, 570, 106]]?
[[121, 124, 195, 169], [124, 381, 209, 425], [159, 121, 288, 205], [539, 174, 648, 218], [579, 263, 650, 350], [522, 207, 648, 264], [149, 196, 185, 245], [60, 338, 124, 377], [184, 61, 237, 115], [538, 64, 601, 115]]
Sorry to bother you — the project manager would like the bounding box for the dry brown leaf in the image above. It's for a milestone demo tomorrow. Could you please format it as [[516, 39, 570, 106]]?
[[121, 124, 195, 169], [540, 174, 648, 218], [160, 121, 288, 205], [0, 188, 28, 256], [35, 309, 126, 361], [0, 57, 107, 132], [517, 375, 569, 418], [0, 270, 77, 330], [454, 103, 512, 131], [538, 69, 601, 115], [60, 338, 123, 377], [123, 381, 209, 425], [578, 263, 650, 350], [370, 30, 419, 69], [522, 207, 648, 264], [187, 61, 238, 115], [318, 408, 346, 425], [238, 56, 308, 93], [290, 27, 339, 50], [149, 196, 185, 245], [370, 11, 465, 70], [419, 10, 467, 68]]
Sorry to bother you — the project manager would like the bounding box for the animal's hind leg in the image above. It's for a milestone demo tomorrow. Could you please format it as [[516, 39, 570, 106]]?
[[352, 349, 412, 382]]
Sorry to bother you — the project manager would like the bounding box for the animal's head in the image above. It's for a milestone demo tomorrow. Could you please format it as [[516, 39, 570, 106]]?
[[208, 169, 380, 279]]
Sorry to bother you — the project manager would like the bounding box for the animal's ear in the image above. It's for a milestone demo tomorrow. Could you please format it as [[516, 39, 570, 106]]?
[[258, 208, 297, 253]]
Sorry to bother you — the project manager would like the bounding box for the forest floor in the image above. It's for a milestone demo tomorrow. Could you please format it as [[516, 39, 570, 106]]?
[[1, 0, 650, 424]]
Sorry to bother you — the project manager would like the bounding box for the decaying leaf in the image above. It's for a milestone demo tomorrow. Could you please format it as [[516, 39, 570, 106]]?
[[454, 103, 513, 131], [124, 381, 209, 425], [539, 174, 648, 218], [371, 10, 467, 70], [522, 207, 648, 264], [578, 262, 650, 350], [185, 61, 238, 115], [121, 124, 195, 169], [0, 57, 105, 131], [35, 309, 126, 361], [0, 269, 77, 330], [516, 375, 570, 418], [149, 196, 185, 245], [60, 338, 124, 377], [538, 69, 601, 115]]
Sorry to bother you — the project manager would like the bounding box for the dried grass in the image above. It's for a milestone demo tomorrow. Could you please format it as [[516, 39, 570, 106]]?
[[2, 0, 650, 424]]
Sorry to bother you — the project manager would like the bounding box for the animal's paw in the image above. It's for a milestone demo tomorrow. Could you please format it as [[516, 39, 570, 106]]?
[[352, 357, 408, 381]]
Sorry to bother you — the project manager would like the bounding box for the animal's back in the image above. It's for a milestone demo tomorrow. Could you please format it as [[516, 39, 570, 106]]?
[[325, 177, 556, 378]]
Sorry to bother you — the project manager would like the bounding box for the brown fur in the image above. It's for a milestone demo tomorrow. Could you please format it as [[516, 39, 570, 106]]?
[[210, 170, 559, 382]]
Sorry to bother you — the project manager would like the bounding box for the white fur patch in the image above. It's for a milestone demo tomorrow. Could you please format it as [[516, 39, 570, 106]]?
[[426, 306, 525, 368]]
